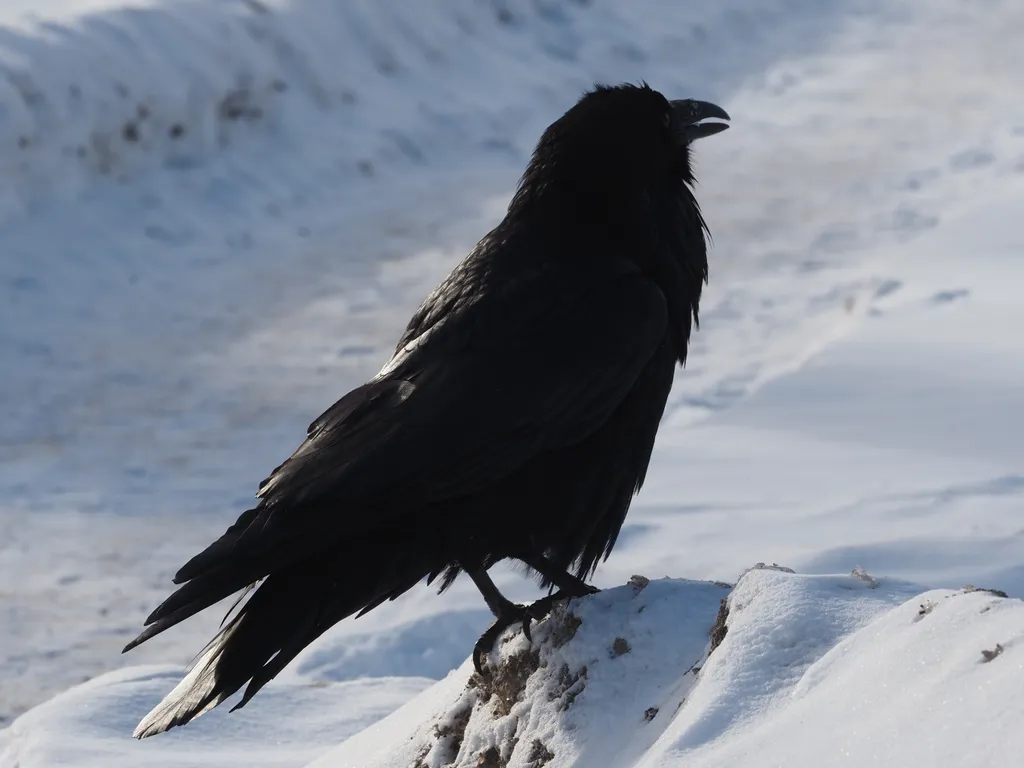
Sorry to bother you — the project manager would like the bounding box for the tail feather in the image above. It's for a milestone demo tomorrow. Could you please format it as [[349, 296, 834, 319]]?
[[235, 569, 426, 711], [131, 546, 438, 738], [133, 566, 324, 738], [133, 618, 244, 738], [172, 506, 264, 584], [122, 567, 261, 653], [124, 513, 341, 654]]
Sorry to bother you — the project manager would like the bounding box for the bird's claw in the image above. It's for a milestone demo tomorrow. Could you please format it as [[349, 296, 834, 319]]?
[[518, 593, 560, 641], [473, 620, 510, 675], [472, 592, 569, 675]]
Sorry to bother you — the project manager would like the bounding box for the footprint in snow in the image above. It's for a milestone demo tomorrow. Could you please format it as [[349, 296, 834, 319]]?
[[949, 149, 995, 173], [874, 279, 903, 300], [901, 167, 942, 191], [867, 279, 903, 317], [930, 288, 970, 304], [886, 204, 939, 238]]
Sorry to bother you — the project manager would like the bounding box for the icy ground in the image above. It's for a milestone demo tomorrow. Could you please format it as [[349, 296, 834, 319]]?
[[1, 0, 1023, 764]]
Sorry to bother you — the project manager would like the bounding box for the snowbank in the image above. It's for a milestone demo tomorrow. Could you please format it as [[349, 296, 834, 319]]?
[[0, 0, 855, 224], [4, 569, 1019, 768]]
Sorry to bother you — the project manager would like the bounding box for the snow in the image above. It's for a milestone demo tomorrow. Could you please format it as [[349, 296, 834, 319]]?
[[310, 570, 1024, 768], [631, 187, 1024, 597], [7, 571, 1021, 767], [2, 0, 1024, 764], [661, 582, 1023, 768], [0, 669, 431, 767]]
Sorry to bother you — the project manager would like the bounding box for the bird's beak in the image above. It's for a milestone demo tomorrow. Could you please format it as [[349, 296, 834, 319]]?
[[670, 99, 730, 143]]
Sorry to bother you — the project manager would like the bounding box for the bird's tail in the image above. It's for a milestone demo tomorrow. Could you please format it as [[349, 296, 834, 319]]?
[[131, 546, 432, 738]]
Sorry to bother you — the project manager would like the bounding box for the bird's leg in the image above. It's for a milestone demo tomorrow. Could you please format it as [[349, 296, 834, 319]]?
[[518, 553, 600, 598], [467, 566, 521, 619], [467, 567, 566, 674]]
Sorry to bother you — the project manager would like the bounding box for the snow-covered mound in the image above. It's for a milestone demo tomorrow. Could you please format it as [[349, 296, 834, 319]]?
[[328, 576, 730, 768], [4, 569, 1020, 767]]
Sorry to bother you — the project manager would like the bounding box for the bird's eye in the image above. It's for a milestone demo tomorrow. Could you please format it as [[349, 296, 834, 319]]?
[[661, 112, 672, 131]]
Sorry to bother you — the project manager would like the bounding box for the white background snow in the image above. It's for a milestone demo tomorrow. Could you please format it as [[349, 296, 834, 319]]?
[[1, 0, 1022, 766]]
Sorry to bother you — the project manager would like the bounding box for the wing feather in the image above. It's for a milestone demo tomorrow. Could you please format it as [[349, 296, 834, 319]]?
[[181, 261, 667, 577]]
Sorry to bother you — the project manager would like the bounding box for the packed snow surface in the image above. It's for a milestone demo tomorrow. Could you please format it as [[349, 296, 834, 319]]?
[[1, 0, 1023, 764]]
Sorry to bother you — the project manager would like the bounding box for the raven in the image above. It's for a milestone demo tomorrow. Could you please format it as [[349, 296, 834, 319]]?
[[125, 82, 729, 738]]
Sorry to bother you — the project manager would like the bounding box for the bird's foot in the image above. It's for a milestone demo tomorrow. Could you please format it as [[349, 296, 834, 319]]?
[[570, 582, 601, 598], [472, 591, 575, 674]]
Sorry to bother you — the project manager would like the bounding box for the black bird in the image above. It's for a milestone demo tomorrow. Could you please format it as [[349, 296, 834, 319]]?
[[125, 82, 729, 738]]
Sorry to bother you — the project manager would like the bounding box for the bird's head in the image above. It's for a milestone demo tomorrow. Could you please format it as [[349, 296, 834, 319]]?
[[511, 82, 730, 217]]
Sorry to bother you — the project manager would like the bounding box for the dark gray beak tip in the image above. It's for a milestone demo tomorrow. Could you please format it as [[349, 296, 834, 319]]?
[[670, 99, 731, 143]]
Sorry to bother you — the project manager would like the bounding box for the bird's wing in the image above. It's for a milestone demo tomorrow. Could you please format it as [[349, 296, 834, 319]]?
[[175, 261, 667, 579], [281, 264, 664, 498]]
